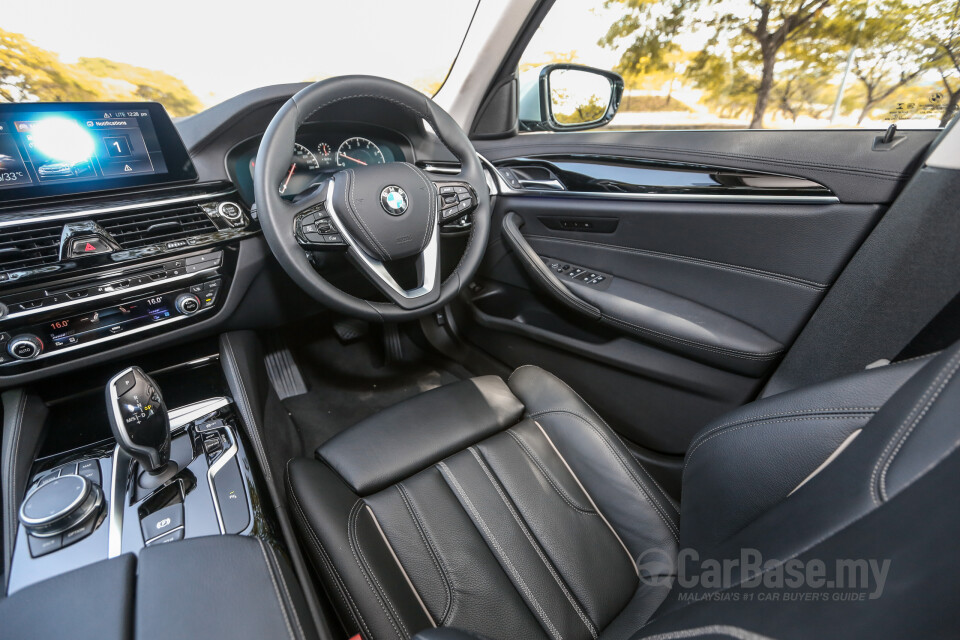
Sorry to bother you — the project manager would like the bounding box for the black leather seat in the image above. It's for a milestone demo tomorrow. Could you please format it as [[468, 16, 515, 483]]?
[[288, 344, 960, 640]]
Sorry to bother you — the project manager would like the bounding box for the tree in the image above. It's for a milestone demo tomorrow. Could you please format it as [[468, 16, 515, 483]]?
[[74, 58, 203, 117], [921, 0, 960, 126], [601, 0, 831, 128], [0, 29, 99, 102], [827, 0, 940, 124], [0, 29, 204, 116]]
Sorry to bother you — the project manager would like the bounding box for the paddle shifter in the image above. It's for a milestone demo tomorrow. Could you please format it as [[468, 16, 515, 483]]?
[[106, 366, 177, 488]]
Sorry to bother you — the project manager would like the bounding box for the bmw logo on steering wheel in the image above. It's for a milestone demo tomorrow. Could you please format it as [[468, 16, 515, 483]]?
[[380, 185, 408, 216]]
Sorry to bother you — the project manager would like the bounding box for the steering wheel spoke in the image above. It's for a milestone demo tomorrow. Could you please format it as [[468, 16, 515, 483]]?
[[324, 176, 442, 309], [290, 181, 348, 251], [433, 179, 479, 225]]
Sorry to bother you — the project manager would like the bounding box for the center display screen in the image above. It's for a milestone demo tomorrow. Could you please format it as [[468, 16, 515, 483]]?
[[0, 102, 197, 203]]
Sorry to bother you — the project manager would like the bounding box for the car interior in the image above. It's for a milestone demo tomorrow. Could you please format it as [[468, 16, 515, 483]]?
[[1, 1, 959, 639]]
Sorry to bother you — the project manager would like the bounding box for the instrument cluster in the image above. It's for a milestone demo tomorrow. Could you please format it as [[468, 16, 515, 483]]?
[[231, 125, 409, 202]]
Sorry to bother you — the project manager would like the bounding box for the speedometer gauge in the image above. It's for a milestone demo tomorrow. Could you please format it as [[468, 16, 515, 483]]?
[[336, 137, 385, 167], [293, 143, 319, 170]]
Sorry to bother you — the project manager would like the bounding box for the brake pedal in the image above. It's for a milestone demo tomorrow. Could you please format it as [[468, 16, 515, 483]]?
[[333, 318, 368, 344]]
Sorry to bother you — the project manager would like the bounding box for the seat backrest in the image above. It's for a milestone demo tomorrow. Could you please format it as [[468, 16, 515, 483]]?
[[645, 343, 960, 637]]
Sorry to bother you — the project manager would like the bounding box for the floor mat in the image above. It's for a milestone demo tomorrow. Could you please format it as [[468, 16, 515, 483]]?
[[278, 325, 469, 455]]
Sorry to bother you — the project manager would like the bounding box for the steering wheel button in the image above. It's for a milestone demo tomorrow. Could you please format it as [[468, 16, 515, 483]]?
[[454, 186, 469, 194], [301, 223, 317, 234], [439, 186, 456, 194], [325, 234, 344, 244]]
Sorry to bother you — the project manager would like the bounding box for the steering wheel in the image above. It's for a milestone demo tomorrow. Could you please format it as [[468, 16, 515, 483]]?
[[254, 76, 491, 322]]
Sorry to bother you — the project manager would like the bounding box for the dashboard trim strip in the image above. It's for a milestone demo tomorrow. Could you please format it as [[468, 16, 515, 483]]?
[[2, 263, 220, 322], [0, 189, 238, 230]]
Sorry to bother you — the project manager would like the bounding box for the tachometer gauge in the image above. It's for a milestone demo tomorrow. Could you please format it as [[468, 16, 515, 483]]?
[[336, 137, 385, 167], [316, 142, 334, 168]]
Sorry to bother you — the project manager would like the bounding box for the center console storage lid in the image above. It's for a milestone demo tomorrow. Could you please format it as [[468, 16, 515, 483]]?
[[137, 535, 317, 640], [0, 553, 135, 640], [0, 535, 316, 640]]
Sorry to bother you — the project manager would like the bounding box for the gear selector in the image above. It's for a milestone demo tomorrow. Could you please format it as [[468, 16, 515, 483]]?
[[106, 366, 177, 488]]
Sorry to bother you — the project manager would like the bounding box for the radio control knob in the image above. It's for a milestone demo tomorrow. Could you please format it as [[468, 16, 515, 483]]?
[[8, 334, 43, 360], [175, 293, 201, 316]]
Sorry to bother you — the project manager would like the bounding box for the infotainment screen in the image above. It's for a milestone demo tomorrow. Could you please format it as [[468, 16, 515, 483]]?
[[0, 102, 197, 202]]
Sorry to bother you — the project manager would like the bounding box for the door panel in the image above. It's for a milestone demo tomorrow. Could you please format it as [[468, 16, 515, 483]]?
[[459, 129, 933, 484]]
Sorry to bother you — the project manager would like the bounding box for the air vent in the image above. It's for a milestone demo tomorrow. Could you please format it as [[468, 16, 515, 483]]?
[[0, 223, 63, 274], [98, 204, 217, 249]]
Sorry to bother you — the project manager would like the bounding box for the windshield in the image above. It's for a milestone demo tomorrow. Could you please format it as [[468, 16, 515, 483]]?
[[0, 0, 479, 116]]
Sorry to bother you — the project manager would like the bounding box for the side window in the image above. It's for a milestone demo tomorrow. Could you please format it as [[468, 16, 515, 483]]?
[[519, 0, 959, 130]]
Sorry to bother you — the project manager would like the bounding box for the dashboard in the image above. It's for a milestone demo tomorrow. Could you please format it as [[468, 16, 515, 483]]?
[[0, 90, 462, 386], [226, 123, 412, 205]]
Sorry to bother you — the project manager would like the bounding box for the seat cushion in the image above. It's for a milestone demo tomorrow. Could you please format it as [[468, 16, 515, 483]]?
[[287, 366, 679, 640]]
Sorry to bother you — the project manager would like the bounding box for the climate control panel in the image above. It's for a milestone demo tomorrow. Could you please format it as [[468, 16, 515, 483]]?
[[0, 280, 222, 366]]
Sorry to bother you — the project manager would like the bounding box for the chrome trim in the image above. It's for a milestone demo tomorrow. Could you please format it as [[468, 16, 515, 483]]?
[[325, 176, 441, 300], [108, 445, 130, 558], [3, 262, 220, 322], [143, 524, 184, 545], [169, 397, 231, 435], [0, 313, 194, 366], [495, 183, 839, 204], [207, 426, 239, 535], [217, 201, 243, 220], [486, 155, 839, 203], [477, 154, 500, 197], [422, 163, 460, 175], [18, 475, 90, 527], [0, 189, 237, 230], [517, 178, 565, 191]]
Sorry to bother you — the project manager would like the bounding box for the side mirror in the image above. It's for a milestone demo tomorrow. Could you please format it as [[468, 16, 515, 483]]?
[[519, 64, 624, 132]]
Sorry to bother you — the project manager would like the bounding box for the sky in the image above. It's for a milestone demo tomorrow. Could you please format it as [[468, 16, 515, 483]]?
[[2, 0, 482, 106]]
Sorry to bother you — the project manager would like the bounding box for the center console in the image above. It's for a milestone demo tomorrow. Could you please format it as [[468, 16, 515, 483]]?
[[0, 102, 258, 383], [7, 368, 265, 594]]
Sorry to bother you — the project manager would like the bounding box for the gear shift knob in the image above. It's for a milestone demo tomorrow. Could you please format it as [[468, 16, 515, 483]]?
[[106, 366, 170, 473]]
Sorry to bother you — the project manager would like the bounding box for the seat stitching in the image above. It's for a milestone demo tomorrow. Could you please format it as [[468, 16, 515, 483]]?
[[517, 368, 680, 516], [348, 500, 407, 639], [869, 348, 960, 505], [437, 460, 563, 640], [396, 483, 453, 625], [607, 428, 679, 515], [266, 543, 308, 640], [507, 429, 596, 515], [687, 407, 883, 455], [602, 314, 783, 360], [286, 471, 371, 639], [876, 349, 960, 502], [530, 409, 679, 541], [685, 415, 874, 473], [469, 447, 598, 638], [258, 538, 296, 640]]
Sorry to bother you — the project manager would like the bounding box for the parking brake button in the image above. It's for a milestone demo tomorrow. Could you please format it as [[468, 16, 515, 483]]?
[[140, 503, 183, 542]]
